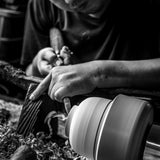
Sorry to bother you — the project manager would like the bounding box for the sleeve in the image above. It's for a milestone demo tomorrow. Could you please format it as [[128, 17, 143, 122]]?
[[20, 0, 56, 67]]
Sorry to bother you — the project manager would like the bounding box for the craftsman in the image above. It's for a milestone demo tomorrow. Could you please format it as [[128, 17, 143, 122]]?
[[20, 0, 160, 102]]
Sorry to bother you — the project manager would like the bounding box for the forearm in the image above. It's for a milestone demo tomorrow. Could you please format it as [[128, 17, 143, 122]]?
[[93, 59, 160, 89]]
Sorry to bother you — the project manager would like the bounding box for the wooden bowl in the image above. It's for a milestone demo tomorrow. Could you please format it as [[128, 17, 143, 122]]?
[[66, 94, 153, 160]]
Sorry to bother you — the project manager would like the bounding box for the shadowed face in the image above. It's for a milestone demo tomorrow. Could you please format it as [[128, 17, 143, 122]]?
[[49, 0, 105, 14]]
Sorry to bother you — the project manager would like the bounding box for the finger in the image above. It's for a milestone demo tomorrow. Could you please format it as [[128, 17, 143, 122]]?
[[49, 82, 63, 101], [54, 86, 71, 102], [29, 73, 52, 101], [54, 81, 90, 102], [60, 46, 73, 65], [39, 61, 52, 75], [48, 76, 56, 97], [63, 56, 71, 65], [42, 49, 57, 64], [59, 53, 71, 65]]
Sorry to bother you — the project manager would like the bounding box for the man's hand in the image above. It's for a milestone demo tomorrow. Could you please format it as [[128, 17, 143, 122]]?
[[27, 46, 73, 77], [29, 58, 160, 102], [34, 47, 58, 76], [26, 47, 57, 77], [29, 62, 97, 102]]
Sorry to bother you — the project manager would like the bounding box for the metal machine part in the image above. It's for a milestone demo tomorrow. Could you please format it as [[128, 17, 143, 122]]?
[[65, 94, 153, 160]]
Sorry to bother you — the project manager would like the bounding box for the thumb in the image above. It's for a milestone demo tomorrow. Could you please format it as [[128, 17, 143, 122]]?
[[43, 49, 57, 64], [29, 73, 52, 101], [54, 86, 72, 102]]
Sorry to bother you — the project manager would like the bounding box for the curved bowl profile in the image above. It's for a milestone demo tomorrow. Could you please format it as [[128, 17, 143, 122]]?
[[66, 94, 153, 160]]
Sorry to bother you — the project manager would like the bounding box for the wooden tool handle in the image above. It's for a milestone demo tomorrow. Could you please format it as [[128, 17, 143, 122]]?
[[50, 28, 64, 54]]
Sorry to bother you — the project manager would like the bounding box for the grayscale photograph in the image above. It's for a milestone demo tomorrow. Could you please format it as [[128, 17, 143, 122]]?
[[0, 0, 160, 159]]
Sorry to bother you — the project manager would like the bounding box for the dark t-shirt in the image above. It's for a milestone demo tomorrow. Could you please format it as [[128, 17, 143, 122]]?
[[20, 0, 160, 67]]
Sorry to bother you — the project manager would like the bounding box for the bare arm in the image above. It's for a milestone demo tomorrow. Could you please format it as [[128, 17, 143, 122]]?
[[94, 58, 160, 89], [30, 58, 160, 102]]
